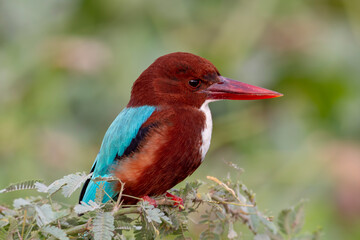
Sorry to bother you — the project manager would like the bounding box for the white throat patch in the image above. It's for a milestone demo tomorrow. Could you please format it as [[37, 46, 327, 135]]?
[[199, 100, 214, 161]]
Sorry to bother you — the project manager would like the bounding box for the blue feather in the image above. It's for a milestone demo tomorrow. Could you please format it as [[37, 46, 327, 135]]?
[[80, 106, 156, 203]]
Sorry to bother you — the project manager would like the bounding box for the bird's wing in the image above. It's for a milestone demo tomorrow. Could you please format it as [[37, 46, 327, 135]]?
[[79, 106, 156, 203]]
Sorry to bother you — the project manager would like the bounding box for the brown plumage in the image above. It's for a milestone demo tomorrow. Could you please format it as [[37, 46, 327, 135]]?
[[79, 52, 282, 205]]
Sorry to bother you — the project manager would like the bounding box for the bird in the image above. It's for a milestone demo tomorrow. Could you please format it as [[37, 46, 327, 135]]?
[[79, 52, 282, 206]]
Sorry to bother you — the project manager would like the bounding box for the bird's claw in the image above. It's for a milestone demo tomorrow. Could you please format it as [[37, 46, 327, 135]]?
[[142, 196, 158, 207], [142, 193, 184, 210], [165, 192, 184, 209]]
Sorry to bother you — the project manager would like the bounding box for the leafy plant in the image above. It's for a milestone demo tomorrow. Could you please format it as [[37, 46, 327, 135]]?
[[0, 169, 321, 240]]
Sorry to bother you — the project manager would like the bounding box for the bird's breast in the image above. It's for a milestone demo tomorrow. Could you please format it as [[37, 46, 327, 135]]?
[[114, 106, 208, 198]]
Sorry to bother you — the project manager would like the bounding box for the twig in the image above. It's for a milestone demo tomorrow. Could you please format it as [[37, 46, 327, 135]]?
[[114, 180, 125, 210], [64, 218, 92, 236], [65, 206, 141, 236], [16, 228, 22, 240], [21, 209, 27, 238], [120, 194, 142, 200], [113, 206, 141, 218], [92, 181, 116, 204], [211, 195, 257, 235], [209, 195, 253, 209], [207, 176, 243, 203]]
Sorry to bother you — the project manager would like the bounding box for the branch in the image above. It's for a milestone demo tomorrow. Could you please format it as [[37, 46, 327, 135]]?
[[211, 194, 257, 235], [64, 206, 140, 236]]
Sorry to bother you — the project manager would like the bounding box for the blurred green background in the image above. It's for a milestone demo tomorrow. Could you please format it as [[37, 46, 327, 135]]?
[[1, 0, 360, 239]]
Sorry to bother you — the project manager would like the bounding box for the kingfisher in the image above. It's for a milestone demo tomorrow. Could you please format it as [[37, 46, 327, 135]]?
[[79, 52, 282, 206]]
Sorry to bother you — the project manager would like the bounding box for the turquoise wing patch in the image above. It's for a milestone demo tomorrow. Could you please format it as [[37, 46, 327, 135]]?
[[80, 106, 156, 203]]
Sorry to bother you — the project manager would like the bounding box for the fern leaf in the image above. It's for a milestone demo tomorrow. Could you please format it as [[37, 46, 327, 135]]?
[[92, 176, 119, 182], [0, 218, 9, 228], [42, 226, 69, 240], [35, 172, 92, 197], [278, 208, 294, 235], [134, 220, 152, 240], [74, 200, 101, 214], [35, 178, 66, 195], [35, 204, 56, 227], [93, 211, 114, 240], [0, 180, 42, 194], [13, 198, 32, 209], [61, 172, 92, 198], [0, 228, 7, 240], [34, 182, 49, 193], [142, 203, 171, 224]]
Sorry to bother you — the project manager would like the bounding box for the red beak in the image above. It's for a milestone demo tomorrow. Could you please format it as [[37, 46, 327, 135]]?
[[204, 76, 283, 100]]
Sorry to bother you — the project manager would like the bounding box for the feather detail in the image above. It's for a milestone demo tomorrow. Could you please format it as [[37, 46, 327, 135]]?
[[79, 106, 156, 203], [114, 106, 206, 203]]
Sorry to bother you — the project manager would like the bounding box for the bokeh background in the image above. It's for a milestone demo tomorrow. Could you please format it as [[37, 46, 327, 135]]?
[[1, 0, 360, 239]]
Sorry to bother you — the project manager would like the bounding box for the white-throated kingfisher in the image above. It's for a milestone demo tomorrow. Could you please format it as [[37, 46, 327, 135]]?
[[79, 52, 282, 205]]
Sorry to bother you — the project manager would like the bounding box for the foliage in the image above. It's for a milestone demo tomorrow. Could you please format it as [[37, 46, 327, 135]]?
[[0, 171, 321, 240], [0, 180, 43, 194]]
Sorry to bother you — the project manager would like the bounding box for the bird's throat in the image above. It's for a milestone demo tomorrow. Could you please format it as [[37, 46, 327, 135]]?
[[199, 100, 213, 161]]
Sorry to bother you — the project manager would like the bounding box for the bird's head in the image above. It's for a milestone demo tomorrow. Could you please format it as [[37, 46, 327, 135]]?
[[128, 52, 282, 108]]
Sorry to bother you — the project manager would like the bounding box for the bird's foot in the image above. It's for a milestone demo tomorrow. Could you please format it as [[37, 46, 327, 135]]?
[[142, 193, 184, 209], [142, 196, 157, 207], [165, 192, 184, 209]]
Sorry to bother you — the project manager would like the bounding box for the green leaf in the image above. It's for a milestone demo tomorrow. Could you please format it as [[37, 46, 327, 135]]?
[[114, 219, 134, 232], [74, 200, 101, 214], [35, 179, 66, 195], [259, 215, 278, 234], [0, 218, 9, 228], [0, 180, 42, 194], [34, 182, 49, 193], [35, 204, 56, 227], [278, 201, 306, 236], [36, 172, 92, 197], [142, 203, 171, 224], [249, 208, 260, 232], [0, 227, 8, 240], [292, 201, 305, 234], [5, 216, 18, 238], [134, 222, 152, 240], [278, 209, 293, 235], [1, 209, 17, 217], [227, 221, 238, 239], [13, 198, 32, 209], [61, 173, 93, 198], [144, 206, 162, 224], [93, 211, 114, 240], [42, 226, 69, 240], [30, 231, 40, 239]]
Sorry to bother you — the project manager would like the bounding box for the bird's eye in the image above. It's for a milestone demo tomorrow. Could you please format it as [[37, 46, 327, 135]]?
[[188, 79, 201, 88]]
